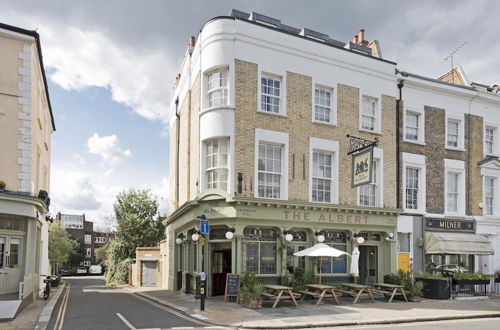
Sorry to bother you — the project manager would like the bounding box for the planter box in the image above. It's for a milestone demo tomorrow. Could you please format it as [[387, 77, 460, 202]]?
[[416, 278, 450, 300], [495, 277, 500, 283], [240, 299, 262, 309], [452, 279, 490, 286]]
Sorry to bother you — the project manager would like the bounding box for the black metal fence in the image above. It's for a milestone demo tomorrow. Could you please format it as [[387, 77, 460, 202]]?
[[451, 279, 489, 298], [493, 277, 500, 294]]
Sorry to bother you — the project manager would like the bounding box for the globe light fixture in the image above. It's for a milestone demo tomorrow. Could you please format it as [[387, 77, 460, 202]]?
[[285, 233, 294, 242], [175, 238, 183, 245], [192, 232, 200, 242], [225, 231, 234, 240], [317, 234, 325, 243], [356, 236, 365, 244]]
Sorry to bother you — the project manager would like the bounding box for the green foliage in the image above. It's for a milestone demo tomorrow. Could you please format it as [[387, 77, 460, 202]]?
[[104, 189, 165, 286], [67, 238, 85, 267], [288, 268, 316, 291], [384, 270, 423, 297], [453, 271, 491, 281], [416, 272, 448, 280], [49, 221, 76, 272], [239, 271, 263, 303], [95, 243, 110, 265], [495, 270, 500, 277]]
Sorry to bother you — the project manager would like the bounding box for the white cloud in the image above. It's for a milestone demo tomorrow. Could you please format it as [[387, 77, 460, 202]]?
[[51, 169, 101, 211], [150, 177, 170, 216], [72, 153, 86, 165], [87, 133, 132, 165]]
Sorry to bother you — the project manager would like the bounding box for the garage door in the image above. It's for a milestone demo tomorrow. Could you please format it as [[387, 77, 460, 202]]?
[[141, 261, 157, 287]]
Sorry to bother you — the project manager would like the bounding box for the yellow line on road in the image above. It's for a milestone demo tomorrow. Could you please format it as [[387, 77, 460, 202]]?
[[53, 281, 70, 330]]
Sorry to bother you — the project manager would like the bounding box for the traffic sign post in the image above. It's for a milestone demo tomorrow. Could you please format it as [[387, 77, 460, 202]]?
[[200, 219, 210, 234], [197, 215, 209, 311]]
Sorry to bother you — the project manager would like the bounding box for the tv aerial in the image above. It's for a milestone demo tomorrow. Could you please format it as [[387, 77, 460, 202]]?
[[443, 42, 467, 83]]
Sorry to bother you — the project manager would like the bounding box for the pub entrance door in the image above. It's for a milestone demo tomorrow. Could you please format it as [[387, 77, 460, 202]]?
[[211, 249, 231, 296], [359, 246, 378, 286]]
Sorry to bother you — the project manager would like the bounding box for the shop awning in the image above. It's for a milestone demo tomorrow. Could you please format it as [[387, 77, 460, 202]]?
[[425, 232, 494, 255]]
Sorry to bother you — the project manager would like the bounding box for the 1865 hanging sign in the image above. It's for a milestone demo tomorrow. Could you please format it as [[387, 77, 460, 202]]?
[[351, 148, 373, 187]]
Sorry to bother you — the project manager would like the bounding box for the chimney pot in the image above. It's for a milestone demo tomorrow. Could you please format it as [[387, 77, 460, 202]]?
[[358, 29, 365, 43], [189, 36, 196, 48], [352, 35, 359, 44]]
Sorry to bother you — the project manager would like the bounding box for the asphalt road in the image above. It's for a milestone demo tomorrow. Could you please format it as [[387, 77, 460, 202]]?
[[47, 276, 219, 330], [309, 317, 500, 330]]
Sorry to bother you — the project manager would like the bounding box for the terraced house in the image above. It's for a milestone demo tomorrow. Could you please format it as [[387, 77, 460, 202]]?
[[164, 10, 402, 295], [0, 22, 54, 313]]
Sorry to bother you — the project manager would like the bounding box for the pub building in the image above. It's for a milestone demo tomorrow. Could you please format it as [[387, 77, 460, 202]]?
[[423, 218, 493, 272], [164, 191, 399, 296]]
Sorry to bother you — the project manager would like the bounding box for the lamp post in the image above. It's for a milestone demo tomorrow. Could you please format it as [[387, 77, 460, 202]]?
[[196, 214, 209, 311]]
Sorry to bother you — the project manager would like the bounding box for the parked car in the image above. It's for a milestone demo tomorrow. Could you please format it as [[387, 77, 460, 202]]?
[[59, 267, 74, 276], [436, 264, 468, 273], [89, 264, 103, 275], [76, 266, 88, 275]]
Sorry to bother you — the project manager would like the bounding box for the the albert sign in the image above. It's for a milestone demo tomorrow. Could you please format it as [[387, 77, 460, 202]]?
[[351, 147, 373, 187]]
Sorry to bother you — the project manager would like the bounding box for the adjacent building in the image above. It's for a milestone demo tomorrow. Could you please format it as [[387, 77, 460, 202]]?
[[0, 22, 55, 303], [164, 10, 402, 295]]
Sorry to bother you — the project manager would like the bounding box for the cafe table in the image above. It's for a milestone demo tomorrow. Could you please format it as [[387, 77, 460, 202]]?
[[372, 283, 408, 303], [299, 284, 341, 305], [339, 283, 375, 304], [262, 285, 299, 308]]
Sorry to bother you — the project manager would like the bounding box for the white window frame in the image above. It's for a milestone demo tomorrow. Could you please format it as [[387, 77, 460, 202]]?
[[254, 128, 289, 200], [444, 159, 466, 216], [359, 94, 381, 134], [86, 248, 92, 257], [312, 84, 336, 125], [480, 161, 500, 218], [84, 234, 91, 244], [357, 148, 384, 207], [204, 138, 229, 191], [258, 71, 286, 116], [445, 114, 465, 150], [402, 153, 426, 213], [403, 106, 425, 144], [309, 138, 339, 204], [83, 261, 91, 267], [200, 136, 231, 194], [484, 124, 498, 156], [484, 176, 496, 216], [206, 68, 229, 109]]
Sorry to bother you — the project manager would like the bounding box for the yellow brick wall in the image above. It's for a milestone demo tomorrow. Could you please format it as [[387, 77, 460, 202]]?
[[234, 59, 397, 208]]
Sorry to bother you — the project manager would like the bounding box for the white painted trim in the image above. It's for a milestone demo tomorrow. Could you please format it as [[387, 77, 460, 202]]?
[[309, 137, 339, 204], [200, 136, 231, 195], [483, 123, 499, 157], [444, 159, 466, 216], [358, 92, 382, 134], [202, 65, 230, 112], [480, 161, 500, 217], [254, 128, 289, 200], [403, 105, 426, 145], [445, 112, 465, 150], [402, 153, 426, 214], [311, 81, 337, 126], [258, 70, 287, 116]]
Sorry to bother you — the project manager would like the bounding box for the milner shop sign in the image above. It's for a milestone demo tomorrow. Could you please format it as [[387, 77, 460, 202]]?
[[425, 218, 475, 232]]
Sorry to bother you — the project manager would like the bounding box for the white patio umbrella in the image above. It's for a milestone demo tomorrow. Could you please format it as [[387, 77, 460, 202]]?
[[350, 247, 360, 283], [294, 243, 348, 284]]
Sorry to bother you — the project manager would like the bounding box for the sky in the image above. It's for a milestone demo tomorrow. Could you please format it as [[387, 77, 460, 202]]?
[[1, 0, 499, 228]]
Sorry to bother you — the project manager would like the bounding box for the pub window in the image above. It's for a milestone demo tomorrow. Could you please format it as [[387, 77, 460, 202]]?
[[209, 227, 228, 240], [285, 231, 307, 273], [244, 227, 277, 274], [318, 231, 347, 274]]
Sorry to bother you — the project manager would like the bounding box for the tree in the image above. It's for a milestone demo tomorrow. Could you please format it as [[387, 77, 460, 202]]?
[[95, 243, 110, 265], [68, 238, 85, 267], [49, 221, 76, 273], [105, 189, 165, 285]]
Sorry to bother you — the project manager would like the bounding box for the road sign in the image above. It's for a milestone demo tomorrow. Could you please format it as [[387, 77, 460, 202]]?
[[200, 218, 210, 234]]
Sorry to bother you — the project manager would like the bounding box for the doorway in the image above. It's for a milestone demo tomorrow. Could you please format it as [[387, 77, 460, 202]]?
[[0, 236, 22, 295], [359, 246, 378, 286], [141, 261, 157, 287], [211, 249, 231, 296]]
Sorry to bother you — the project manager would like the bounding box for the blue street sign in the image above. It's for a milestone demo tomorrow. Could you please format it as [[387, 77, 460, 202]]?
[[200, 272, 206, 281], [200, 219, 210, 234]]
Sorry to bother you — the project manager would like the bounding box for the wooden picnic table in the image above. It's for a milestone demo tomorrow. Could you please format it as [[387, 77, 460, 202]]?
[[372, 283, 408, 303], [298, 284, 341, 305], [339, 283, 375, 304], [263, 285, 300, 308]]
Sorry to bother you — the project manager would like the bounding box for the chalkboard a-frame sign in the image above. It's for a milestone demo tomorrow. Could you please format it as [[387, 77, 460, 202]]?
[[224, 273, 240, 303]]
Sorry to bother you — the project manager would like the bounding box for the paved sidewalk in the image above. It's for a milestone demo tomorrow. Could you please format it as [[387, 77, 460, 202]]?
[[123, 286, 500, 329]]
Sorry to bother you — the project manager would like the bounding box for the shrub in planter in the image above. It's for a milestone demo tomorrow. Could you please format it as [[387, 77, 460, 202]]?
[[288, 268, 316, 291], [383, 270, 423, 300], [452, 271, 491, 285], [0, 180, 5, 190], [415, 273, 450, 300], [239, 271, 263, 309], [495, 270, 500, 283]]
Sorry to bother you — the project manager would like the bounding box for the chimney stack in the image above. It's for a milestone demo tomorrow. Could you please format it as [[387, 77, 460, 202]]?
[[358, 29, 365, 43], [189, 36, 196, 48], [352, 35, 359, 44], [175, 74, 181, 83]]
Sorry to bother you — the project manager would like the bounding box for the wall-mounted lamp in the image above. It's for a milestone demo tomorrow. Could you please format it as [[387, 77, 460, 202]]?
[[283, 229, 294, 242], [314, 231, 325, 243], [226, 227, 236, 240], [385, 233, 394, 241], [353, 233, 365, 244], [191, 230, 201, 242], [175, 233, 185, 245]]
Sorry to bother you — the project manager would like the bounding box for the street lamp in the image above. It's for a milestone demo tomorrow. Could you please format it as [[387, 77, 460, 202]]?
[[175, 233, 185, 245], [315, 231, 325, 243], [225, 227, 235, 240], [283, 229, 294, 242], [353, 233, 365, 244], [191, 231, 200, 242]]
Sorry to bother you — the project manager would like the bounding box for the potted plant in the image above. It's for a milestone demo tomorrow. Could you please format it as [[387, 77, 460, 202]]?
[[495, 270, 500, 283], [415, 272, 451, 300], [0, 180, 5, 191], [452, 271, 491, 286], [239, 271, 263, 309]]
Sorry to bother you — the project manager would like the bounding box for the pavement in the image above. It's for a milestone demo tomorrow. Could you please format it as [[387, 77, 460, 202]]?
[[0, 282, 65, 330], [123, 286, 500, 329]]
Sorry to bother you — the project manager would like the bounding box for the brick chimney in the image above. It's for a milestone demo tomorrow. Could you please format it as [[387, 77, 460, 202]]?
[[352, 35, 359, 44]]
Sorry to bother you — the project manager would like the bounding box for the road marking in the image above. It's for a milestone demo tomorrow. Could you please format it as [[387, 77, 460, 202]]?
[[130, 293, 209, 326], [116, 313, 137, 330], [53, 281, 70, 330]]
